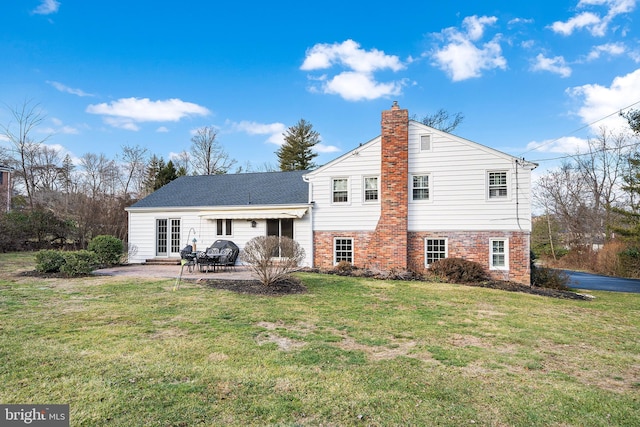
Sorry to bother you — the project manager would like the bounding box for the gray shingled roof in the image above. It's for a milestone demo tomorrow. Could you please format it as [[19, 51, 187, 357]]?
[[129, 170, 309, 209]]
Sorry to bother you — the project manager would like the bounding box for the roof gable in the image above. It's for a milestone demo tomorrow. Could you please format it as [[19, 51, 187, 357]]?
[[129, 170, 309, 209]]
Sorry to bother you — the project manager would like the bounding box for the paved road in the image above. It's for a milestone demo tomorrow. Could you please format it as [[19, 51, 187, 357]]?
[[563, 270, 640, 293]]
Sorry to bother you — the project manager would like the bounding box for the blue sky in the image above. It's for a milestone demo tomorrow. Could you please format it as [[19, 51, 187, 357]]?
[[1, 0, 640, 173]]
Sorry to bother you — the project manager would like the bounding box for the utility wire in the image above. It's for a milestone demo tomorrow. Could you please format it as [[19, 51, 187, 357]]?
[[519, 99, 640, 158]]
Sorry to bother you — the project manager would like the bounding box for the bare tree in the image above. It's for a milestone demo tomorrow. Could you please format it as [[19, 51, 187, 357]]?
[[79, 153, 117, 198], [0, 100, 51, 209], [417, 109, 465, 133], [118, 144, 148, 198], [190, 126, 236, 175], [240, 236, 306, 286]]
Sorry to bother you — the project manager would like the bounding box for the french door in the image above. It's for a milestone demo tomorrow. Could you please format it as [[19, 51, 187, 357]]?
[[156, 218, 181, 257], [266, 218, 294, 257]]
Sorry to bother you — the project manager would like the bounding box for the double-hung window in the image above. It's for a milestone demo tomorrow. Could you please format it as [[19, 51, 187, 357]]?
[[488, 171, 508, 199], [332, 178, 348, 203], [425, 238, 447, 267], [490, 239, 508, 270], [412, 174, 430, 201], [364, 176, 378, 202]]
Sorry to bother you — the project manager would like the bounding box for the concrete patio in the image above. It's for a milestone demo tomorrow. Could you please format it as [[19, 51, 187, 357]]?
[[94, 263, 256, 280]]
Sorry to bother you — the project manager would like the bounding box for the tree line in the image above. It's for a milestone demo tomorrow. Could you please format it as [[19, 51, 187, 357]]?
[[532, 110, 640, 277]]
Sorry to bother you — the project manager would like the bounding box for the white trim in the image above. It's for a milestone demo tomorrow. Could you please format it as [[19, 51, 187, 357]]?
[[199, 207, 308, 220], [489, 238, 509, 270], [333, 237, 354, 265], [363, 175, 380, 203], [331, 176, 350, 205], [424, 237, 448, 267], [410, 173, 431, 202], [486, 170, 510, 201]]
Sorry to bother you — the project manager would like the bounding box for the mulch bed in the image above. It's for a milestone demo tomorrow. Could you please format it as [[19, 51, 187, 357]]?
[[194, 278, 308, 296]]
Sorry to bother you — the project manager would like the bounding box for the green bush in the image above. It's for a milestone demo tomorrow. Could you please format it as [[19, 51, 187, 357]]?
[[35, 250, 66, 273], [59, 250, 99, 276], [88, 235, 124, 266], [429, 258, 488, 283]]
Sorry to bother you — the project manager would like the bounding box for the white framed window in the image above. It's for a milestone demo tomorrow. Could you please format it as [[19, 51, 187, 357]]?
[[420, 134, 432, 152], [490, 239, 509, 270], [425, 238, 447, 267], [334, 238, 353, 264], [412, 174, 430, 201], [332, 178, 349, 203], [363, 176, 379, 202], [216, 219, 233, 236], [488, 171, 508, 199]]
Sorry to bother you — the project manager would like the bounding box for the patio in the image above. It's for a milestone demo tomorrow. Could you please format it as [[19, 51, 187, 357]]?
[[93, 263, 255, 280]]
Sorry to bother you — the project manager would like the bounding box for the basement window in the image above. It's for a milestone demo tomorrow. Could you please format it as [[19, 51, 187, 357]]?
[[334, 238, 353, 264]]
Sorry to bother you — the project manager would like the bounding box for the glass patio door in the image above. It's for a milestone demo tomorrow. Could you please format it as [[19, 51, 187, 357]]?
[[156, 218, 181, 257]]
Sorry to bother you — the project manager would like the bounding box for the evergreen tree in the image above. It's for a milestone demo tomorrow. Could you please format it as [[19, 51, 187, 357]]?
[[143, 155, 162, 194], [622, 109, 640, 134], [276, 119, 319, 171], [155, 160, 178, 190], [611, 152, 640, 244]]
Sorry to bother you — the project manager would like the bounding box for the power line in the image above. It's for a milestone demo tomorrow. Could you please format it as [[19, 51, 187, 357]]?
[[519, 99, 640, 157]]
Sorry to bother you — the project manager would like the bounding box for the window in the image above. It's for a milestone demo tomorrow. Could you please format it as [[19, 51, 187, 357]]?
[[412, 175, 429, 200], [332, 178, 348, 203], [0, 172, 3, 185], [490, 239, 508, 270], [267, 218, 294, 257], [420, 134, 432, 151], [425, 238, 447, 267], [216, 219, 233, 236], [488, 171, 508, 199], [364, 176, 378, 202], [334, 238, 353, 264]]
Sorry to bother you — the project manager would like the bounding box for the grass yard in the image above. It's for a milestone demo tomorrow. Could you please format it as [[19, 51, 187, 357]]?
[[1, 252, 639, 426]]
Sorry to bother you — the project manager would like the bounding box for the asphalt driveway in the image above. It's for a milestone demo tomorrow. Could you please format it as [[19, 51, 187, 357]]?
[[564, 270, 640, 293]]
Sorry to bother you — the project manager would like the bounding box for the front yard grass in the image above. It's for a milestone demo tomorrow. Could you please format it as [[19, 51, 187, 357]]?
[[1, 252, 639, 426]]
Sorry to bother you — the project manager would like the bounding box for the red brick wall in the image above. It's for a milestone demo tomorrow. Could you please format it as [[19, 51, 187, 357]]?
[[314, 230, 531, 285], [363, 101, 409, 270]]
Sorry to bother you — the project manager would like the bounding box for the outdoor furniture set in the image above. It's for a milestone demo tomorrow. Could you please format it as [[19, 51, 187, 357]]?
[[179, 239, 239, 273]]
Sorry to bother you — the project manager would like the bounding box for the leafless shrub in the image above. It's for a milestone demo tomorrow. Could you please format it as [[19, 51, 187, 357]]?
[[240, 236, 305, 286]]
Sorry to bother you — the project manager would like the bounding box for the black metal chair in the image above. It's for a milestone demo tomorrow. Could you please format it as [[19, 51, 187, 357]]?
[[179, 245, 197, 272]]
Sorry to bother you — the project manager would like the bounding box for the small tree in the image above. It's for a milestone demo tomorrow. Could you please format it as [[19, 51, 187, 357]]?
[[240, 236, 305, 286], [276, 119, 319, 171]]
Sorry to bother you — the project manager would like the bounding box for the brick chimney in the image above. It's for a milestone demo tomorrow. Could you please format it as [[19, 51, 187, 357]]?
[[366, 101, 409, 270]]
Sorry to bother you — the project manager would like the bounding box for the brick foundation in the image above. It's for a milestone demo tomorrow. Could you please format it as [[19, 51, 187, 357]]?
[[314, 230, 531, 285]]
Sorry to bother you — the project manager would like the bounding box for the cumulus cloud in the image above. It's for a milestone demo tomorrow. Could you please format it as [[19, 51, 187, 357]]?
[[300, 39, 407, 101], [230, 120, 287, 145], [585, 42, 626, 60], [431, 15, 507, 81], [568, 68, 640, 131], [47, 81, 94, 97], [32, 0, 60, 15], [86, 97, 210, 131], [531, 53, 572, 77], [550, 0, 637, 36]]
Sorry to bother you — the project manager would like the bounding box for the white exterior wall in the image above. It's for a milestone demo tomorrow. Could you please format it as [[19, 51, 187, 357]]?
[[305, 122, 534, 234], [127, 206, 313, 266], [306, 139, 382, 232]]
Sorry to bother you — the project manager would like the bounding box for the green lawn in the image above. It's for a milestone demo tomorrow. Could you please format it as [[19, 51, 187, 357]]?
[[1, 252, 639, 426]]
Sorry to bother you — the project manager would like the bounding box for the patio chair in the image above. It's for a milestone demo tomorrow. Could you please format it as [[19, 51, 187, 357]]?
[[179, 245, 197, 272]]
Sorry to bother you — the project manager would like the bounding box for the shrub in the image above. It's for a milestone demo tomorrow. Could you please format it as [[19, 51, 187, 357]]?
[[59, 250, 99, 276], [35, 250, 66, 273], [335, 260, 353, 273], [428, 258, 488, 283], [240, 236, 305, 286], [531, 265, 571, 290], [88, 235, 124, 266]]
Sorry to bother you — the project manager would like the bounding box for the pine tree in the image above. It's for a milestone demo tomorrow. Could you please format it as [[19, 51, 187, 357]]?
[[611, 152, 640, 244], [276, 119, 319, 171]]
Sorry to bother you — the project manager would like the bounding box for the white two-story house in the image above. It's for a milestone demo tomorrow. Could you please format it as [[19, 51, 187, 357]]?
[[127, 102, 536, 284]]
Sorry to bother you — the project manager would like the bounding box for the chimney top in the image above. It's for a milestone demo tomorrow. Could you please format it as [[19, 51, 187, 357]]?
[[391, 101, 399, 110]]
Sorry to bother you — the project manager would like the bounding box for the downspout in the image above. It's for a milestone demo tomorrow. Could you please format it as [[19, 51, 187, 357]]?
[[303, 175, 314, 268]]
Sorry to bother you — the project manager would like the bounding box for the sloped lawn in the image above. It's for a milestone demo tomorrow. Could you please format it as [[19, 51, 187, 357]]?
[[1, 252, 639, 426]]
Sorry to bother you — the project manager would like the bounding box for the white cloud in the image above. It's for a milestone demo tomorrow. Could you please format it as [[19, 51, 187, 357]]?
[[156, 126, 169, 133], [301, 39, 406, 101], [230, 120, 287, 145], [86, 97, 210, 131], [550, 0, 637, 36], [568, 68, 640, 131], [315, 144, 341, 154], [32, 0, 60, 15], [585, 42, 626, 60], [38, 117, 79, 135], [431, 15, 507, 81], [531, 53, 572, 77], [525, 136, 590, 154], [47, 81, 94, 97]]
